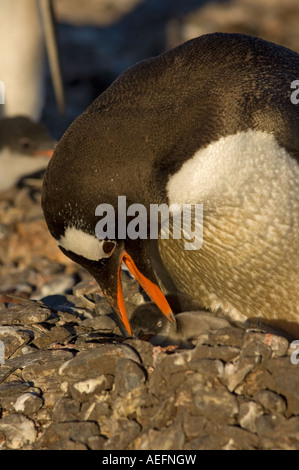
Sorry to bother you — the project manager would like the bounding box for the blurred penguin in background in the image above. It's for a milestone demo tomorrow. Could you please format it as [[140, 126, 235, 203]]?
[[0, 0, 63, 191], [0, 0, 64, 120], [0, 0, 46, 120]]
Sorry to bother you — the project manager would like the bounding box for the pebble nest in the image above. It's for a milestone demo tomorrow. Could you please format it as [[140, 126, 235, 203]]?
[[0, 183, 299, 450]]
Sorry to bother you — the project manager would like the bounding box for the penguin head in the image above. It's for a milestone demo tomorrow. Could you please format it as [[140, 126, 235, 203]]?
[[0, 116, 55, 157], [0, 116, 56, 191], [56, 230, 172, 336]]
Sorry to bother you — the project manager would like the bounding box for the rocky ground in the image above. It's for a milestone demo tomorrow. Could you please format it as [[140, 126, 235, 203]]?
[[1, 0, 299, 451]]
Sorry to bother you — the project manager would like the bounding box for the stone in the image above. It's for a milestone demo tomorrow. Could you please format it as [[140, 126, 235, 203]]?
[[182, 413, 208, 440], [0, 301, 51, 325], [81, 400, 112, 436], [7, 218, 73, 265], [52, 397, 81, 423], [214, 424, 259, 450], [124, 338, 155, 370], [191, 344, 240, 362], [31, 325, 72, 349], [0, 414, 37, 449], [263, 334, 289, 357], [0, 349, 73, 385], [80, 315, 117, 332], [103, 419, 141, 450], [32, 274, 77, 300], [0, 326, 32, 359], [136, 395, 176, 431], [37, 421, 100, 449], [114, 359, 146, 397], [0, 383, 40, 413], [47, 439, 88, 450], [192, 375, 239, 424], [189, 358, 224, 378], [136, 422, 185, 450], [226, 427, 254, 451], [242, 335, 272, 362], [238, 401, 264, 433], [185, 422, 258, 450], [69, 375, 114, 401], [255, 414, 286, 437], [205, 326, 245, 348], [254, 390, 287, 415], [0, 381, 31, 398], [223, 355, 260, 392], [87, 434, 107, 450], [13, 391, 44, 415], [257, 416, 299, 449], [21, 350, 75, 386], [59, 344, 141, 380], [264, 358, 299, 416], [148, 351, 192, 397], [234, 367, 276, 396]]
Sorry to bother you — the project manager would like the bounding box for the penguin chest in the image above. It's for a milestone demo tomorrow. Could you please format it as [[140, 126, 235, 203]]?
[[161, 130, 299, 324], [159, 203, 299, 323]]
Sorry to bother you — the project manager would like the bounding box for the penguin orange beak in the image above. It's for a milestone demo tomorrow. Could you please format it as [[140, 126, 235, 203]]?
[[117, 251, 174, 336]]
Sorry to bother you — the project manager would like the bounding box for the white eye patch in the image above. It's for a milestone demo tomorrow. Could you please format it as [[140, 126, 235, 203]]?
[[57, 226, 114, 261]]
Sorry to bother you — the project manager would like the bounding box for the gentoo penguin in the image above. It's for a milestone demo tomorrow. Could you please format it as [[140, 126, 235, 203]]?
[[0, 116, 56, 192], [42, 33, 299, 337]]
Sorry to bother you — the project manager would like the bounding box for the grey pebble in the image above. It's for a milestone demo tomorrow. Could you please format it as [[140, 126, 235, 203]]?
[[255, 413, 286, 437], [69, 375, 114, 401], [46, 439, 88, 450], [37, 421, 100, 449], [13, 391, 44, 415], [0, 326, 32, 360], [52, 397, 81, 422], [223, 355, 260, 392], [0, 381, 31, 398], [254, 389, 287, 415], [87, 434, 107, 450], [80, 314, 117, 332], [114, 358, 146, 397], [104, 419, 141, 450], [238, 401, 264, 433], [0, 302, 51, 325], [59, 343, 141, 380], [0, 413, 37, 449], [32, 275, 77, 300], [137, 422, 185, 451]]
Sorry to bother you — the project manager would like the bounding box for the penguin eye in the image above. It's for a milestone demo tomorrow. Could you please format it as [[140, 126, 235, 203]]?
[[102, 240, 116, 256], [18, 137, 35, 153]]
